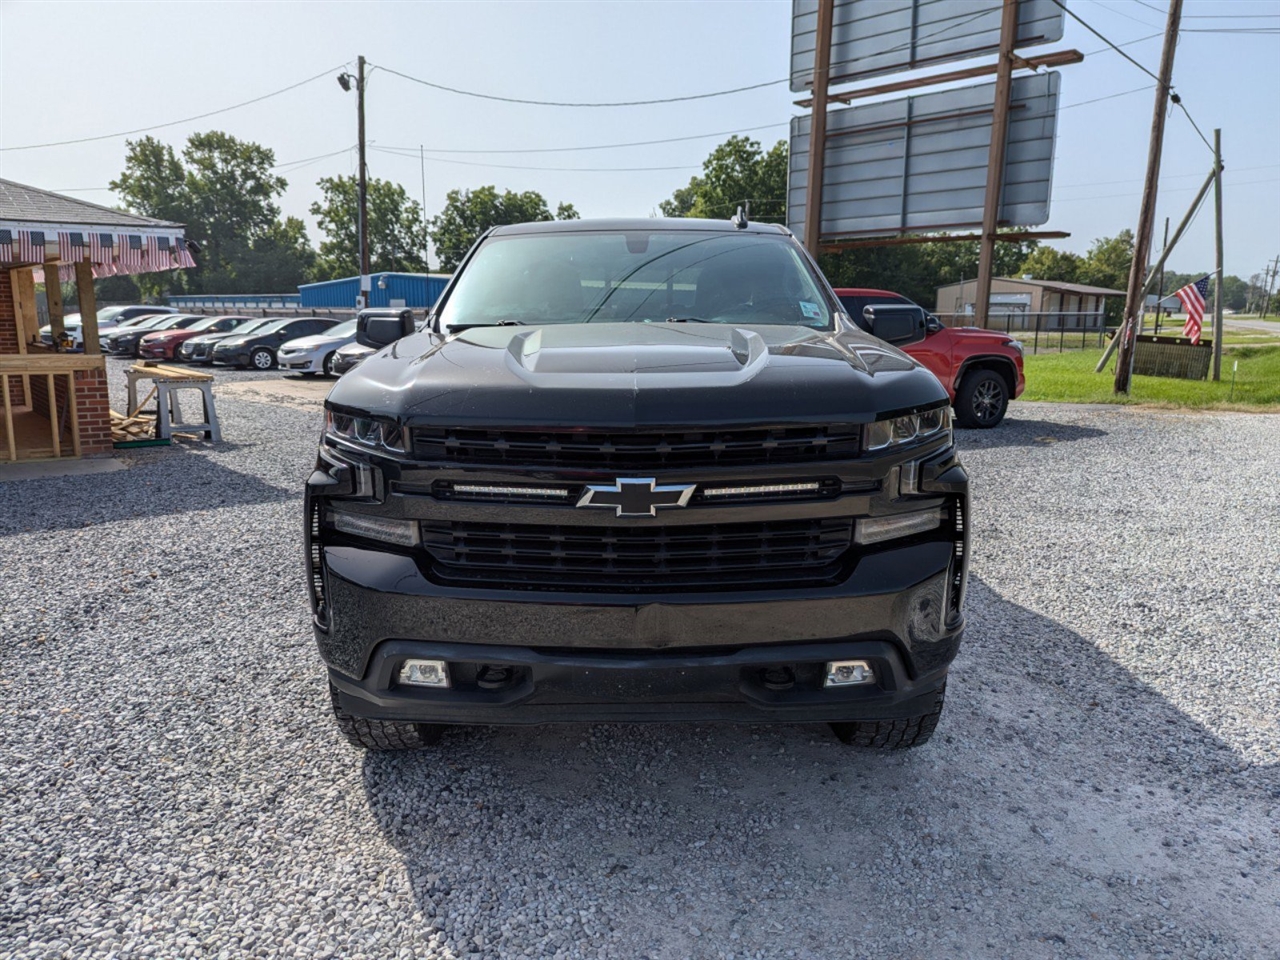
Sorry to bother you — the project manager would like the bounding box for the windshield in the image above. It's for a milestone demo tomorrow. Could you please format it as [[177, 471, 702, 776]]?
[[250, 319, 292, 335], [324, 320, 358, 338], [185, 317, 223, 332], [437, 230, 833, 331]]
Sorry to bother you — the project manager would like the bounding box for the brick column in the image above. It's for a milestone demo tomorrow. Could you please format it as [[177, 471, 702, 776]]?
[[1, 269, 25, 409], [74, 366, 113, 456]]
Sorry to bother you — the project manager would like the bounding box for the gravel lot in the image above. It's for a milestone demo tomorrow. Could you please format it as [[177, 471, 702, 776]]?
[[2, 357, 1277, 959]]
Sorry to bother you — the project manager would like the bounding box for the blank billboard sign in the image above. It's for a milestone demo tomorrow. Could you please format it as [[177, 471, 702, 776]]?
[[787, 71, 1060, 241], [790, 0, 1065, 92]]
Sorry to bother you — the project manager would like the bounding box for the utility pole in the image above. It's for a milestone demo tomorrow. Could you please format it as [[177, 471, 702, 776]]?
[[1155, 216, 1169, 335], [357, 55, 370, 308], [974, 0, 1019, 331], [1262, 256, 1279, 320], [420, 144, 430, 271], [802, 0, 834, 257], [1114, 0, 1183, 394], [1211, 128, 1224, 380]]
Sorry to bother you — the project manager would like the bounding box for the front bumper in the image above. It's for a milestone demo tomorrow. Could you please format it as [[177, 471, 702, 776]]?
[[138, 342, 174, 359], [212, 349, 248, 366], [279, 351, 323, 372], [316, 536, 963, 725], [329, 636, 950, 726]]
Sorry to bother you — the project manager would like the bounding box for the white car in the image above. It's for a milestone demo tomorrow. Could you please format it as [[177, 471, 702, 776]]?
[[276, 319, 358, 376]]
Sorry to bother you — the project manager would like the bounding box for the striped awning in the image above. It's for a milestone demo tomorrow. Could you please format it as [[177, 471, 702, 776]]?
[[0, 225, 196, 281]]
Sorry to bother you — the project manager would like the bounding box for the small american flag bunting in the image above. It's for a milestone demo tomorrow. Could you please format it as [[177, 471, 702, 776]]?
[[15, 229, 45, 264], [1176, 275, 1211, 345], [0, 228, 11, 263]]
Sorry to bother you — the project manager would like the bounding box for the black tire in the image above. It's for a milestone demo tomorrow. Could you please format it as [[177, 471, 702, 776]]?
[[329, 683, 444, 750], [250, 347, 276, 371], [322, 351, 338, 377], [954, 368, 1008, 428], [829, 681, 946, 749]]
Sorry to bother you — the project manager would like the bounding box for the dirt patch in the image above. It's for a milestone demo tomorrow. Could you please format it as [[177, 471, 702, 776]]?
[[217, 376, 333, 410]]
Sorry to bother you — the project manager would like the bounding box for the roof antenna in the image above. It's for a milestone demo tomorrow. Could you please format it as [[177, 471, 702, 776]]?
[[731, 204, 749, 229]]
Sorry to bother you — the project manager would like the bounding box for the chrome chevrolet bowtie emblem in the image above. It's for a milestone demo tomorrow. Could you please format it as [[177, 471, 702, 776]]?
[[576, 477, 696, 517]]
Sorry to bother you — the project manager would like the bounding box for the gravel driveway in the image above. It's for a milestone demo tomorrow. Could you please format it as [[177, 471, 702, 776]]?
[[2, 359, 1277, 959]]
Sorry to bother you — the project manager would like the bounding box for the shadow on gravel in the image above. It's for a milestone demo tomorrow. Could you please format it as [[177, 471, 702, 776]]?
[[957, 417, 1108, 449], [0, 445, 294, 535], [358, 575, 1277, 958]]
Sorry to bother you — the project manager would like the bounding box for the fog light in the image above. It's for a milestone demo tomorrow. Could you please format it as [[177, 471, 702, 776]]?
[[825, 660, 875, 687], [331, 509, 419, 547], [398, 659, 450, 688]]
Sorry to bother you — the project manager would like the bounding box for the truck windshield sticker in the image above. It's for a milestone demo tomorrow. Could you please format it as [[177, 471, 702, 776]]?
[[799, 301, 823, 320]]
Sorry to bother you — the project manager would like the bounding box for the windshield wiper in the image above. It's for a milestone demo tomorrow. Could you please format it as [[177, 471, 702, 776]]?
[[446, 320, 527, 332], [664, 316, 718, 323]]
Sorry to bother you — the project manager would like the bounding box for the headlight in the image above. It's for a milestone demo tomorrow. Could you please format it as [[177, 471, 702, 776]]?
[[864, 407, 951, 452], [325, 410, 406, 453], [1006, 339, 1025, 356]]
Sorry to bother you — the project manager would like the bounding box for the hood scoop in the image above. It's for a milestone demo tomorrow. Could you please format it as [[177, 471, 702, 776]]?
[[504, 326, 769, 389]]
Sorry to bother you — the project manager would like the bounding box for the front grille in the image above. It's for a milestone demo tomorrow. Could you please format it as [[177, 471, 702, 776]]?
[[411, 425, 861, 469], [422, 517, 854, 591]]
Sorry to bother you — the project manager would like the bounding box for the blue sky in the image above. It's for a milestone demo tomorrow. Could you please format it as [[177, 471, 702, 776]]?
[[1, 0, 1277, 279]]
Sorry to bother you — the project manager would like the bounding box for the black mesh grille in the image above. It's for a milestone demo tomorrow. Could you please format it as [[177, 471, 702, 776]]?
[[307, 498, 328, 622], [411, 426, 860, 469], [949, 498, 966, 615], [422, 517, 854, 591]]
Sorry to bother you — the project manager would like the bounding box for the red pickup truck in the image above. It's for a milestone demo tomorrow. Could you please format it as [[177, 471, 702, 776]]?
[[834, 288, 1025, 428]]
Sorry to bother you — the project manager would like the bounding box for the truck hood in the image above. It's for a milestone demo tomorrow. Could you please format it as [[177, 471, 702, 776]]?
[[326, 322, 948, 428], [943, 326, 1019, 345]]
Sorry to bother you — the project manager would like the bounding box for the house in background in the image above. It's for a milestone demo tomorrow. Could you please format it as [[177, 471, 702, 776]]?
[[1, 179, 194, 462], [934, 277, 1126, 331]]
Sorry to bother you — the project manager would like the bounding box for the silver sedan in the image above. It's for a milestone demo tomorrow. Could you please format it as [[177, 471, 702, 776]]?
[[276, 319, 358, 376]]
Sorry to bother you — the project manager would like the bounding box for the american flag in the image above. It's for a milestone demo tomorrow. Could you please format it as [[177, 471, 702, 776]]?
[[173, 237, 196, 269], [146, 235, 174, 271], [1176, 275, 1211, 345], [118, 234, 144, 273], [15, 230, 44, 264], [58, 231, 87, 263], [89, 232, 115, 273], [0, 228, 11, 263]]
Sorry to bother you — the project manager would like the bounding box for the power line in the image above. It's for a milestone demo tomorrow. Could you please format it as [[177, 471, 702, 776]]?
[[0, 63, 349, 152], [1059, 84, 1155, 109], [370, 147, 697, 173], [1090, 0, 1165, 29], [376, 122, 790, 157], [372, 63, 788, 108], [1048, 0, 1163, 82]]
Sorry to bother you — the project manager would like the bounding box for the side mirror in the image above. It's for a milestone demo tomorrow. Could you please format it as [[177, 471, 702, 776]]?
[[357, 313, 415, 348], [863, 304, 927, 347]]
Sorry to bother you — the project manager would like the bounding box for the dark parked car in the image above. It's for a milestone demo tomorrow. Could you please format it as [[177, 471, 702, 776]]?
[[179, 317, 276, 363], [105, 314, 204, 357], [139, 315, 255, 361], [308, 218, 969, 751], [211, 317, 338, 370]]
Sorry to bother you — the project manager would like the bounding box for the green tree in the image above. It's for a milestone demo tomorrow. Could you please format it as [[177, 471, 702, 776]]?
[[1078, 230, 1134, 292], [1017, 246, 1083, 283], [111, 132, 311, 295], [659, 135, 788, 224], [310, 175, 430, 280], [429, 186, 578, 272]]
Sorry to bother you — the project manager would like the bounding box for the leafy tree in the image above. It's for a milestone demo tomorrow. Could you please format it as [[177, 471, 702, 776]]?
[[1017, 246, 1083, 284], [659, 136, 788, 224], [310, 175, 430, 280], [429, 186, 578, 272], [1077, 230, 1134, 292], [111, 132, 311, 295]]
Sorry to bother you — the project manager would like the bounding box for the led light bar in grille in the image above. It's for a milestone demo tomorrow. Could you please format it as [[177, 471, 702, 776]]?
[[699, 481, 823, 499], [451, 484, 571, 499]]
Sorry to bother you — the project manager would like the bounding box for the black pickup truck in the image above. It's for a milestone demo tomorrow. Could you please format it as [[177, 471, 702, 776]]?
[[305, 218, 970, 750]]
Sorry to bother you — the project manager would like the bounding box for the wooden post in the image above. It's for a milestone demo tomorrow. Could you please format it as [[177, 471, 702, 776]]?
[[1114, 0, 1184, 394], [973, 0, 1019, 330], [76, 259, 100, 356], [803, 0, 835, 256], [1211, 128, 1224, 381], [46, 373, 61, 457], [46, 261, 66, 346], [1, 373, 15, 462]]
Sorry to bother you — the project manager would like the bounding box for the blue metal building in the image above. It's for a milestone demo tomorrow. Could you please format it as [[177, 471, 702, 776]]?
[[298, 272, 451, 310]]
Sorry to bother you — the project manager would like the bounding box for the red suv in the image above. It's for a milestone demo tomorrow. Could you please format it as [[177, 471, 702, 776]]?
[[834, 288, 1025, 428]]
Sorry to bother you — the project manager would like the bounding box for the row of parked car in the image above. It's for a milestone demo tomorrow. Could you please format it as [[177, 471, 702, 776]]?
[[60, 307, 409, 376]]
